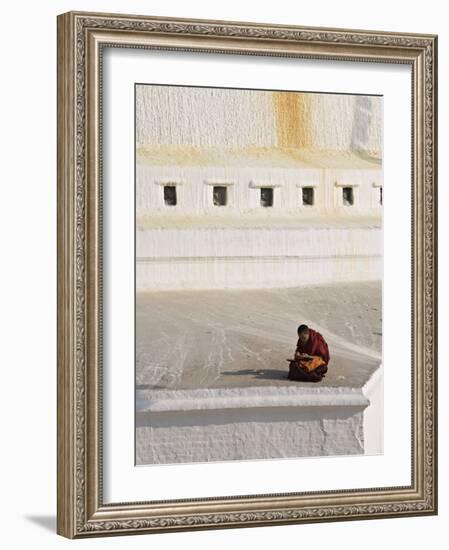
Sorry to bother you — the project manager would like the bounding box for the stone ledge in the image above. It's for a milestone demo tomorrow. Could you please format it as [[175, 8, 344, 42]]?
[[136, 385, 370, 413], [135, 368, 383, 464]]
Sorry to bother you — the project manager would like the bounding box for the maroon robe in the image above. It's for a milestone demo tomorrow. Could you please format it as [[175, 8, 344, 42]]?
[[296, 328, 330, 365]]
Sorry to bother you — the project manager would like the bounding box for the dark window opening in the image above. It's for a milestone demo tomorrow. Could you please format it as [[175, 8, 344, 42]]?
[[260, 187, 273, 207], [379, 187, 383, 206], [213, 186, 227, 206], [342, 187, 354, 206], [164, 185, 177, 206], [302, 187, 314, 206]]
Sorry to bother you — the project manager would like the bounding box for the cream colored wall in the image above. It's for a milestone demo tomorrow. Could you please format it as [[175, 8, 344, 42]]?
[[136, 164, 383, 220], [136, 225, 382, 290], [136, 85, 382, 154], [135, 85, 382, 221]]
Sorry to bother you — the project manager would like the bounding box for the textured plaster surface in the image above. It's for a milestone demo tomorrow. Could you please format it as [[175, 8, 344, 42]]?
[[135, 282, 382, 464], [134, 86, 383, 464], [136, 281, 382, 390], [136, 406, 365, 464], [136, 86, 382, 154]]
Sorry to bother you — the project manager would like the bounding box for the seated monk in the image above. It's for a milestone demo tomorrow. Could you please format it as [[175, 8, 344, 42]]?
[[288, 324, 330, 382]]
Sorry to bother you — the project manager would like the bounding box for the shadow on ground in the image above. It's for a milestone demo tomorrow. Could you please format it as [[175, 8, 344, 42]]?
[[221, 368, 289, 381], [24, 515, 56, 533]]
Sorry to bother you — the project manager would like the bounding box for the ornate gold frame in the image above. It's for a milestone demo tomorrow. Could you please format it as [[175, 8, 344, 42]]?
[[57, 11, 438, 539]]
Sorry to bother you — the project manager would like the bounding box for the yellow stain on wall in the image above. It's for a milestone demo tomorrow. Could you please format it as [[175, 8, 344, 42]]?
[[272, 92, 312, 149]]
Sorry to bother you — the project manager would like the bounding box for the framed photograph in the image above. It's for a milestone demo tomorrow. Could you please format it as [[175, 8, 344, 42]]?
[[57, 11, 438, 538]]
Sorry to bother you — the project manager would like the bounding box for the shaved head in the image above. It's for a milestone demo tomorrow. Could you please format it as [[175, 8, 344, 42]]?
[[297, 324, 310, 344]]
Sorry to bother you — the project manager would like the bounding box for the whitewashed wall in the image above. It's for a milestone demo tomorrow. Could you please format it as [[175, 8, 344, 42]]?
[[136, 406, 366, 463], [136, 164, 383, 218], [135, 379, 383, 464], [136, 85, 382, 153], [136, 226, 381, 290], [135, 85, 382, 290]]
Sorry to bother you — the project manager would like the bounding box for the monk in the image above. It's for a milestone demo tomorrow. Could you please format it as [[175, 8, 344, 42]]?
[[288, 324, 330, 382]]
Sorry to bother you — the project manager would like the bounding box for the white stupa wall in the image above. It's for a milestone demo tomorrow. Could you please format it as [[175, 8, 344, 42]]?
[[137, 226, 381, 258], [137, 251, 381, 290], [136, 163, 382, 290], [136, 406, 366, 463], [136, 382, 383, 464], [136, 164, 383, 218], [135, 87, 384, 462], [136, 86, 382, 154], [135, 86, 382, 291]]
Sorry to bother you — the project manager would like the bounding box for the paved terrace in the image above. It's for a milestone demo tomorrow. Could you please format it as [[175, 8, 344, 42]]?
[[136, 281, 382, 391]]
